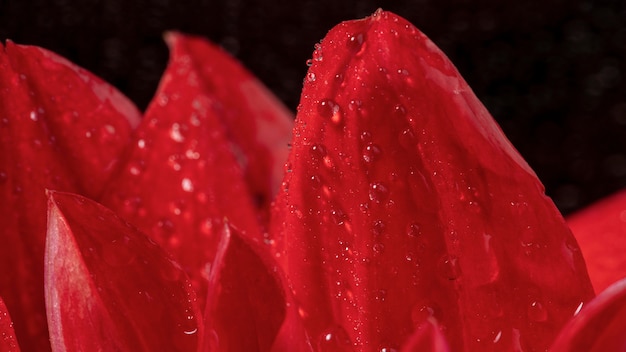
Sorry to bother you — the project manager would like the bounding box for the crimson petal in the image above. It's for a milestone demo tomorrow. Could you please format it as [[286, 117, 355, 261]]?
[[204, 223, 312, 351], [45, 191, 203, 351], [567, 190, 626, 293], [270, 10, 594, 351], [162, 32, 293, 213], [101, 33, 265, 308], [551, 277, 626, 351], [0, 41, 139, 350], [0, 297, 20, 352]]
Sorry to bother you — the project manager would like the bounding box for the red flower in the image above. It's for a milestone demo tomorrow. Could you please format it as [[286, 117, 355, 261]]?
[[0, 9, 623, 351]]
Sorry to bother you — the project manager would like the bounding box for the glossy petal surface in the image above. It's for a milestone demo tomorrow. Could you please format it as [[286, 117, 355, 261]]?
[[0, 297, 20, 352], [164, 32, 293, 213], [0, 42, 139, 350], [568, 190, 626, 293], [270, 10, 594, 351], [551, 278, 626, 351], [204, 223, 312, 351], [101, 34, 264, 307], [45, 191, 203, 351]]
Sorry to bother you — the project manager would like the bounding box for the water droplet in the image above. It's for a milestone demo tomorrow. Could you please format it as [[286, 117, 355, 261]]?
[[317, 325, 352, 351], [170, 123, 185, 142], [398, 128, 416, 149], [371, 220, 385, 236], [372, 242, 385, 254], [348, 99, 362, 112], [318, 99, 343, 125], [369, 182, 389, 203], [306, 59, 313, 67], [313, 43, 324, 62], [393, 104, 406, 118], [406, 222, 421, 237], [310, 143, 327, 159], [29, 110, 38, 121], [438, 255, 461, 280], [137, 139, 146, 149], [330, 208, 348, 226], [362, 143, 381, 164], [527, 300, 548, 322], [310, 174, 322, 189], [379, 348, 397, 352], [347, 32, 366, 55], [181, 178, 194, 192], [306, 72, 317, 82]]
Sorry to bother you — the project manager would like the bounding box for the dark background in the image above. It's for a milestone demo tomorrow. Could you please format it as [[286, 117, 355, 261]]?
[[1, 0, 625, 214]]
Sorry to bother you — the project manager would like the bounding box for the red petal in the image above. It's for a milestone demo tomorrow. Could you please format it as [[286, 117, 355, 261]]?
[[0, 41, 139, 350], [0, 297, 21, 352], [163, 32, 293, 213], [270, 10, 594, 351], [400, 319, 450, 352], [100, 35, 264, 309], [567, 190, 626, 293], [45, 191, 203, 351], [203, 223, 312, 351], [551, 278, 626, 351]]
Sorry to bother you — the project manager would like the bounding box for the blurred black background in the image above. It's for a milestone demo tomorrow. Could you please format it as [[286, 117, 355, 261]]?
[[1, 0, 625, 214]]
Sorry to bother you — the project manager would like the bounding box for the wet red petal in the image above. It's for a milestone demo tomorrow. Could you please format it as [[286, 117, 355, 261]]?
[[400, 319, 450, 352], [163, 32, 293, 214], [551, 278, 626, 351], [270, 10, 594, 351], [203, 223, 312, 351], [45, 191, 203, 351], [568, 190, 626, 293], [100, 35, 265, 308], [0, 297, 20, 352], [0, 41, 139, 350]]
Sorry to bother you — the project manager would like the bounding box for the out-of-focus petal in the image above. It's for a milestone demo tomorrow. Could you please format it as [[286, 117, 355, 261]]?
[[163, 32, 293, 214], [400, 318, 450, 352], [45, 191, 203, 351], [203, 223, 312, 352], [551, 277, 626, 351], [568, 190, 626, 293], [0, 297, 20, 352], [100, 36, 264, 307], [270, 10, 594, 351], [0, 41, 139, 351]]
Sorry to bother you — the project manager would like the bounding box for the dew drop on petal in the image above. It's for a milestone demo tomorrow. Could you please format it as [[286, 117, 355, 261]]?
[[170, 123, 185, 142], [406, 222, 421, 237], [318, 99, 343, 125], [310, 143, 327, 160], [398, 128, 417, 149], [317, 325, 352, 351], [362, 143, 382, 164], [527, 300, 548, 322], [181, 178, 194, 192], [438, 255, 461, 280], [369, 182, 389, 203]]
